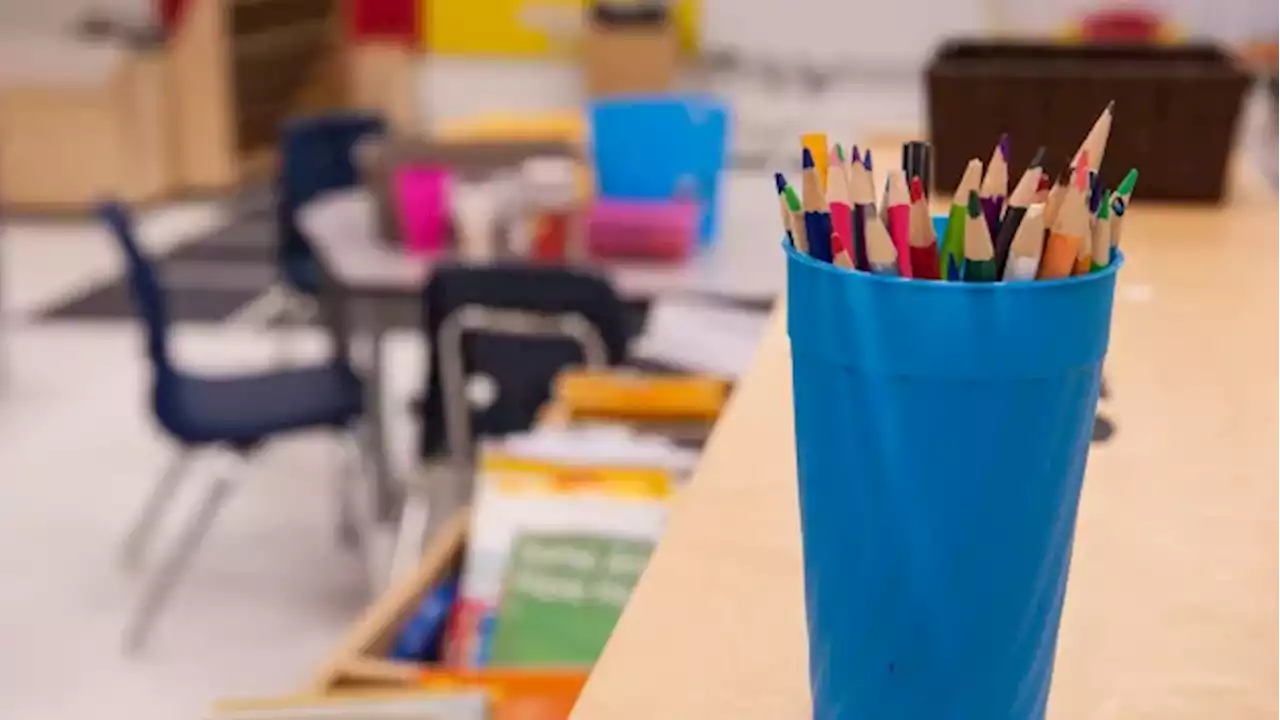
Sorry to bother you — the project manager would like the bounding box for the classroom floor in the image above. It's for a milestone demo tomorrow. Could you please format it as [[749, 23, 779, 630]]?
[[0, 64, 1274, 719]]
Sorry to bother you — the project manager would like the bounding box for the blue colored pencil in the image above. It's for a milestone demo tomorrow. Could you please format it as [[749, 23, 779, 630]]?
[[801, 147, 833, 263]]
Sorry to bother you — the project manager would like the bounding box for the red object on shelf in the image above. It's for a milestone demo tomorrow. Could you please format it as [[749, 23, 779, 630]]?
[[347, 0, 419, 44], [157, 0, 192, 36], [1080, 9, 1163, 43]]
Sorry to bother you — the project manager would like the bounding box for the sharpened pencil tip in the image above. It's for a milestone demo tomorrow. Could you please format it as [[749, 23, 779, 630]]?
[[851, 145, 861, 164], [998, 133, 1010, 160], [802, 147, 815, 169], [774, 172, 788, 194], [909, 175, 925, 203], [1105, 99, 1115, 113], [1029, 146, 1046, 168], [862, 148, 873, 170], [1037, 173, 1052, 192], [833, 143, 845, 163], [1117, 168, 1139, 196], [967, 190, 981, 218]]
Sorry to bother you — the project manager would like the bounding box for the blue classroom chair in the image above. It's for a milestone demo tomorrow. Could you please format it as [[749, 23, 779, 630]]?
[[99, 202, 375, 653], [588, 94, 729, 247], [273, 113, 386, 329]]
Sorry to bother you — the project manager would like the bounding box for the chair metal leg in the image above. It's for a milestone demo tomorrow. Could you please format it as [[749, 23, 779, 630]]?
[[119, 450, 197, 571], [336, 429, 383, 596], [122, 460, 242, 655]]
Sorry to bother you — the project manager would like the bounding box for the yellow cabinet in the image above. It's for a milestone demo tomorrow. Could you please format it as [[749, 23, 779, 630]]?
[[424, 0, 698, 57]]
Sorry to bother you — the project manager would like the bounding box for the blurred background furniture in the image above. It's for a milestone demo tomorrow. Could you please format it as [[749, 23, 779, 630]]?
[[165, 0, 349, 192], [274, 112, 386, 337], [583, 1, 679, 97], [417, 265, 629, 522], [927, 41, 1250, 201], [589, 94, 729, 245], [100, 201, 376, 652], [0, 38, 172, 212]]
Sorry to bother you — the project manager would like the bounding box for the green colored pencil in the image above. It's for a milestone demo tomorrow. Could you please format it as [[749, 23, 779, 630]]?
[[1108, 169, 1139, 251], [941, 159, 982, 280], [962, 190, 998, 282]]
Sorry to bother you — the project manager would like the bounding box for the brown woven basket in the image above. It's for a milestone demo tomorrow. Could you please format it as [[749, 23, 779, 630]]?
[[927, 41, 1251, 202]]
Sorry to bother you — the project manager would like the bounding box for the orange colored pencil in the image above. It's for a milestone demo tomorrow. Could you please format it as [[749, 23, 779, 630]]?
[[1039, 154, 1092, 280]]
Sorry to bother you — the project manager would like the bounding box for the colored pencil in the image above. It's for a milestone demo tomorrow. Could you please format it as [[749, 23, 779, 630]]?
[[801, 147, 833, 262], [864, 208, 899, 276], [833, 142, 849, 189], [1108, 168, 1139, 251], [782, 182, 807, 254], [802, 133, 829, 192], [827, 147, 854, 263], [832, 231, 855, 269], [962, 190, 998, 282], [1033, 173, 1052, 204], [862, 148, 882, 215], [1090, 190, 1112, 272], [1039, 155, 1091, 280], [907, 175, 941, 280], [774, 172, 794, 246], [1002, 204, 1046, 281], [1043, 160, 1074, 230], [884, 169, 914, 277], [940, 159, 983, 281], [979, 133, 1010, 237], [902, 141, 932, 194], [1072, 227, 1093, 276], [849, 148, 876, 271], [1073, 101, 1115, 172], [992, 146, 1045, 277]]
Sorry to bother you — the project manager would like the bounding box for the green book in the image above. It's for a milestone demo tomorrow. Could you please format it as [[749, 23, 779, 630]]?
[[488, 533, 655, 667]]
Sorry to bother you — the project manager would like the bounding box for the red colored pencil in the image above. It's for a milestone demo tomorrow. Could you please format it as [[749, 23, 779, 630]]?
[[884, 169, 914, 277], [907, 175, 940, 280]]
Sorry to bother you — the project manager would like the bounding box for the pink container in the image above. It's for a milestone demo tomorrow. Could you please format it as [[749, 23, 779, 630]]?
[[393, 165, 451, 255], [585, 199, 697, 262]]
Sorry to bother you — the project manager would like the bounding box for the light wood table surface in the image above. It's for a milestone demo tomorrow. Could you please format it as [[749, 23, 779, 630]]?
[[572, 156, 1279, 719]]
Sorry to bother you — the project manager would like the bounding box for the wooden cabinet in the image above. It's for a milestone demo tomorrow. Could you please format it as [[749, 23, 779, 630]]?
[[168, 0, 348, 191]]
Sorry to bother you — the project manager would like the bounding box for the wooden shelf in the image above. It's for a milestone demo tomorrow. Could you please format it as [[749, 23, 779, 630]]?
[[168, 0, 346, 190]]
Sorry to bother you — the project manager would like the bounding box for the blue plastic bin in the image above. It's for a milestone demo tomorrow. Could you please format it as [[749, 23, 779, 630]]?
[[786, 238, 1121, 719], [588, 94, 729, 247]]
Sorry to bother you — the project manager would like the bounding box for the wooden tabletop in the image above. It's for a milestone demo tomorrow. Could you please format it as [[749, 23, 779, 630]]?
[[571, 156, 1279, 719]]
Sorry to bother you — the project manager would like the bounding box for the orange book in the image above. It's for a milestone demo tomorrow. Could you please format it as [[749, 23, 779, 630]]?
[[419, 669, 589, 720], [553, 371, 728, 421]]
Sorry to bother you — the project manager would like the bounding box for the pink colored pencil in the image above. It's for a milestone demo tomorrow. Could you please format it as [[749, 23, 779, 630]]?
[[826, 148, 854, 262]]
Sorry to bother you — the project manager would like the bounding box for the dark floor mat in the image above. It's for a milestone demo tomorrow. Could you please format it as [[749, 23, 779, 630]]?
[[46, 284, 259, 323]]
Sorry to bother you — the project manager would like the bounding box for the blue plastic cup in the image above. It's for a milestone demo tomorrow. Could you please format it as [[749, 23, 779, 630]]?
[[785, 229, 1121, 719]]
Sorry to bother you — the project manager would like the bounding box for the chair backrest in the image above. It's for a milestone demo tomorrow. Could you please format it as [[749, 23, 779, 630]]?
[[418, 265, 631, 460], [588, 93, 729, 246], [98, 201, 171, 373], [277, 113, 387, 281]]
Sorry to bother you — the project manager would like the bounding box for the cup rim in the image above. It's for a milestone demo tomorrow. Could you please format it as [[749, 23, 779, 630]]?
[[782, 238, 1123, 290]]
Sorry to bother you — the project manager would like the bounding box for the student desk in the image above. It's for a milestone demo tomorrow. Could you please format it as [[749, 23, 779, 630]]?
[[571, 158, 1279, 719], [299, 176, 783, 520]]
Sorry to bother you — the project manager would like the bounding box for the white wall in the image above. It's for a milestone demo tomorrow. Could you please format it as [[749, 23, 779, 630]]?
[[700, 0, 988, 73], [0, 0, 151, 35]]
